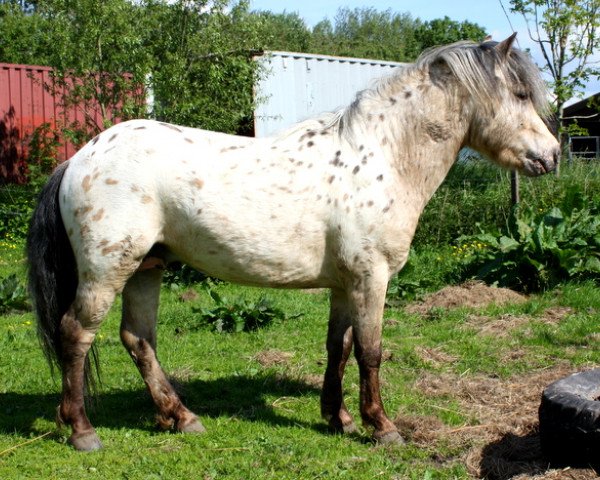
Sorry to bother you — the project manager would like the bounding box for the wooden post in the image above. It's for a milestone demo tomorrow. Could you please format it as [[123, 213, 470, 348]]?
[[511, 171, 520, 206]]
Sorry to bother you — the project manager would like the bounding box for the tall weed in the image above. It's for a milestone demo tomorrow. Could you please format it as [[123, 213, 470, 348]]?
[[414, 157, 600, 249], [456, 190, 600, 292]]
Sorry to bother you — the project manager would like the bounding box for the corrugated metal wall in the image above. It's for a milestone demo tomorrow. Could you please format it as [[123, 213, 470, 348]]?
[[254, 51, 405, 137], [0, 63, 106, 183]]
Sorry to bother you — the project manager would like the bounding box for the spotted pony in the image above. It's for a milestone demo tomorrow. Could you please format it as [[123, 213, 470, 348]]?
[[27, 35, 559, 450]]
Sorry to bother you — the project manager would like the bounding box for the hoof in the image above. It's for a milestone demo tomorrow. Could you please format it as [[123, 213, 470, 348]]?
[[373, 430, 404, 445], [178, 419, 206, 434], [69, 431, 103, 451]]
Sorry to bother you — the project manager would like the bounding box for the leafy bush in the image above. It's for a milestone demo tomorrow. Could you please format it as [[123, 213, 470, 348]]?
[[163, 263, 211, 288], [0, 274, 30, 313], [414, 157, 600, 249], [458, 196, 600, 291], [0, 184, 36, 240], [193, 289, 299, 333]]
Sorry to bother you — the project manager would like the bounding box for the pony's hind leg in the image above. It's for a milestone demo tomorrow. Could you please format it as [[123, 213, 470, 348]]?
[[321, 288, 357, 434], [120, 266, 205, 434], [57, 283, 116, 451]]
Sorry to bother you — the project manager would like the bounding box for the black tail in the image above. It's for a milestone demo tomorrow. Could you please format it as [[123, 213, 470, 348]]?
[[26, 162, 99, 393]]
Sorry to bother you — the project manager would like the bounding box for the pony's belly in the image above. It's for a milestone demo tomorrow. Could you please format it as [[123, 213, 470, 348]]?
[[181, 249, 331, 288], [166, 226, 333, 288]]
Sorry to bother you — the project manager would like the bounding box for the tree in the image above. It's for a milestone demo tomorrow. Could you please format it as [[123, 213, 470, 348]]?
[[143, 0, 264, 133], [307, 8, 486, 62], [309, 7, 422, 62], [416, 16, 487, 50], [510, 0, 600, 159], [34, 0, 151, 145], [249, 10, 312, 52], [0, 2, 52, 64]]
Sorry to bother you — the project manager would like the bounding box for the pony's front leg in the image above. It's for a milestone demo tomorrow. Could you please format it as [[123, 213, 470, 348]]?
[[349, 270, 403, 445], [120, 267, 205, 434], [321, 288, 357, 434]]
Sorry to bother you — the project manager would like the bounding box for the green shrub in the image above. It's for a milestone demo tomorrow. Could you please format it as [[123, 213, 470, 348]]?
[[414, 157, 600, 249], [0, 274, 30, 313], [457, 194, 600, 291], [0, 184, 37, 240], [163, 263, 211, 288], [193, 289, 299, 333]]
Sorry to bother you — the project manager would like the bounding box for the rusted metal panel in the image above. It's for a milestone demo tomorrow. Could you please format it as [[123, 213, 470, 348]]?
[[0, 63, 141, 183], [1, 63, 68, 181]]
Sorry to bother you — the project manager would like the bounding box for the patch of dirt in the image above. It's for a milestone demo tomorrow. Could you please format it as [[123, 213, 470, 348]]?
[[301, 373, 323, 389], [179, 289, 199, 302], [253, 349, 294, 367], [464, 307, 572, 338], [406, 281, 527, 315], [395, 364, 600, 479], [414, 346, 458, 368]]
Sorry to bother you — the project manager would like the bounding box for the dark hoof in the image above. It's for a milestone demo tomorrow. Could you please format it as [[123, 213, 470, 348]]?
[[69, 431, 103, 451], [373, 430, 404, 445], [178, 419, 206, 434]]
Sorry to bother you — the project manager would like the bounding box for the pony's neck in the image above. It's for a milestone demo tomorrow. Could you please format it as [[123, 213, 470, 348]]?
[[357, 68, 470, 206]]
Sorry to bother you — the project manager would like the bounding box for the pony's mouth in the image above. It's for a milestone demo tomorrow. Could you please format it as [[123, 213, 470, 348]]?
[[523, 152, 556, 176]]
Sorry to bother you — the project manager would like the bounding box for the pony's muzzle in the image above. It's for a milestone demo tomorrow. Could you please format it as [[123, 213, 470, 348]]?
[[524, 148, 559, 176]]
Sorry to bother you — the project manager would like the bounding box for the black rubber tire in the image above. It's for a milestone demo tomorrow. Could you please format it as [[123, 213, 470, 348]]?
[[538, 368, 600, 469]]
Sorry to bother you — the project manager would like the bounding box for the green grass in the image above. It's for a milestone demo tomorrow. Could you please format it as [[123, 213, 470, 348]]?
[[0, 243, 598, 479]]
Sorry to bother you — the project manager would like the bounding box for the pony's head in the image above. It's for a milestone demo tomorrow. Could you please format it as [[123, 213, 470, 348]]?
[[421, 34, 560, 176]]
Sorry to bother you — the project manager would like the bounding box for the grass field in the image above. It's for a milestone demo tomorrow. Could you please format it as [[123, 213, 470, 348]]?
[[0, 242, 599, 479]]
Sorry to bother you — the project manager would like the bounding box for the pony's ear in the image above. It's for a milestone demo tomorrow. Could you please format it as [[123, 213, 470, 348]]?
[[495, 32, 517, 58]]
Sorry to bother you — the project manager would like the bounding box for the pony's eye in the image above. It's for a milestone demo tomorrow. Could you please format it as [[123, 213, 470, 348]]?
[[514, 90, 529, 101]]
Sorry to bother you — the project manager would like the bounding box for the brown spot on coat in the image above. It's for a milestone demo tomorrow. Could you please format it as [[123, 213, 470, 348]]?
[[424, 121, 452, 142], [131, 185, 140, 193], [190, 178, 204, 189], [184, 137, 194, 143], [74, 205, 93, 218], [109, 133, 118, 142], [159, 122, 183, 132], [328, 175, 335, 184], [91, 135, 100, 145], [133, 125, 146, 130], [92, 208, 105, 222], [82, 175, 92, 192], [105, 178, 119, 185], [353, 165, 360, 174], [376, 175, 384, 181], [101, 243, 123, 255], [141, 195, 153, 204]]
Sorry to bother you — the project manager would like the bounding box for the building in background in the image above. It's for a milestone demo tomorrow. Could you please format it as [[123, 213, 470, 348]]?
[[564, 93, 600, 159], [253, 51, 405, 137]]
